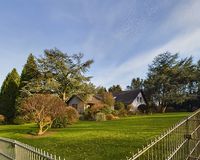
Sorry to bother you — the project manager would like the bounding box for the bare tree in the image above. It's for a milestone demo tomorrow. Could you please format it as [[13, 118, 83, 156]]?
[[20, 94, 66, 135]]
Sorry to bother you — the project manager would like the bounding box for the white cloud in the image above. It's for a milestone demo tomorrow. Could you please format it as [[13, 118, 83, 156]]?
[[90, 0, 200, 88], [92, 27, 200, 88]]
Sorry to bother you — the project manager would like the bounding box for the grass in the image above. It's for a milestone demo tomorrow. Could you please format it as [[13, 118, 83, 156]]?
[[0, 112, 189, 160]]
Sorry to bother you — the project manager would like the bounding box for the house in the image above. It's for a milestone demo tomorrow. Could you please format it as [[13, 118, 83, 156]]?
[[67, 89, 147, 114], [113, 89, 147, 112], [67, 95, 103, 114]]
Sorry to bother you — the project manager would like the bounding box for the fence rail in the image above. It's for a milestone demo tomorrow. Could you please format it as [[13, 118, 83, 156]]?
[[128, 109, 200, 160], [0, 137, 65, 160]]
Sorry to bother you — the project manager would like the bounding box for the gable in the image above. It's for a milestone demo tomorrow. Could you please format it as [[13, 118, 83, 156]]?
[[132, 92, 146, 106], [114, 89, 147, 105], [67, 96, 82, 105]]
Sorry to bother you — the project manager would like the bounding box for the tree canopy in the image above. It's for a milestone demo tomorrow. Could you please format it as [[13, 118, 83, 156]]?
[[127, 78, 144, 90], [0, 68, 20, 122], [108, 85, 122, 93], [19, 53, 39, 89], [145, 52, 198, 112], [21, 49, 94, 101]]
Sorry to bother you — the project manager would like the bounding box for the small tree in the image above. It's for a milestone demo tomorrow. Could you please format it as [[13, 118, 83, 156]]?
[[66, 107, 79, 124], [102, 92, 115, 108], [20, 94, 66, 135]]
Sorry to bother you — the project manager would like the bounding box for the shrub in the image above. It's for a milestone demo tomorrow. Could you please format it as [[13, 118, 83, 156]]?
[[114, 102, 125, 110], [83, 105, 104, 120], [0, 115, 5, 124], [13, 116, 26, 125], [118, 108, 127, 117], [102, 92, 115, 107], [138, 104, 148, 113], [101, 106, 112, 114], [127, 104, 133, 111], [106, 114, 115, 120], [52, 107, 79, 128], [111, 109, 119, 116], [52, 117, 68, 128], [66, 107, 79, 124], [127, 110, 138, 115], [95, 112, 106, 121]]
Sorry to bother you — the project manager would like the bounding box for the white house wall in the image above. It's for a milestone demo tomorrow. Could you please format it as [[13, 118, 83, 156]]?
[[130, 92, 146, 111]]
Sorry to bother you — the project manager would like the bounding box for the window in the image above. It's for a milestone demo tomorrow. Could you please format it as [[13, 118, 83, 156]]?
[[140, 97, 142, 103], [137, 97, 139, 102]]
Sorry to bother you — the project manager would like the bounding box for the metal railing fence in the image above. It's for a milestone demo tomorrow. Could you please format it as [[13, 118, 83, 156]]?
[[128, 109, 200, 160], [0, 137, 65, 160]]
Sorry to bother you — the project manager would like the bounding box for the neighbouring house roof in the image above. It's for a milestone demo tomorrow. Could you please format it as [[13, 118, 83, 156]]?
[[67, 95, 102, 105], [113, 89, 147, 105]]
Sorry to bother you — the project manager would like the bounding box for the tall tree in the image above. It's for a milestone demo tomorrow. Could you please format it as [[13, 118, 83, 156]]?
[[23, 48, 94, 101], [108, 85, 122, 93], [19, 54, 39, 89], [127, 77, 144, 90], [146, 52, 196, 112], [96, 86, 107, 95], [196, 60, 200, 104], [0, 68, 20, 122]]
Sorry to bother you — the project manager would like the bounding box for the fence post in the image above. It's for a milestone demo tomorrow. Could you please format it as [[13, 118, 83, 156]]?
[[185, 118, 191, 160], [14, 141, 17, 160]]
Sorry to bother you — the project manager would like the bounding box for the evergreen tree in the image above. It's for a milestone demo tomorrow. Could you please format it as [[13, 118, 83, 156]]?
[[108, 85, 122, 93], [19, 53, 39, 89], [196, 60, 200, 105], [0, 68, 20, 122], [23, 49, 94, 101], [96, 86, 107, 95], [146, 52, 196, 112], [127, 77, 144, 90]]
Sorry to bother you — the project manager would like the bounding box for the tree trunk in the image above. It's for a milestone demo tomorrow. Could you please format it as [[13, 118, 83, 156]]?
[[63, 92, 66, 101], [37, 124, 45, 135], [37, 122, 52, 136], [161, 106, 167, 113]]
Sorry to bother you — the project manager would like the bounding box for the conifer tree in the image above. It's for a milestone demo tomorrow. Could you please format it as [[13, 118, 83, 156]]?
[[19, 53, 39, 89], [0, 68, 20, 122]]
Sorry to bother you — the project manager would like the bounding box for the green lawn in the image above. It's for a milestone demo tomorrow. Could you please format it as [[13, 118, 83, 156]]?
[[0, 112, 189, 160]]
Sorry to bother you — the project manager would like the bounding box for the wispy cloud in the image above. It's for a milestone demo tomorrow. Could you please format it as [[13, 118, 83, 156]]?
[[90, 0, 200, 88]]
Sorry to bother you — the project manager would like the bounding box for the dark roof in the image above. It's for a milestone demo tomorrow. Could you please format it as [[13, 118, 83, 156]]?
[[113, 89, 143, 105], [67, 95, 102, 104]]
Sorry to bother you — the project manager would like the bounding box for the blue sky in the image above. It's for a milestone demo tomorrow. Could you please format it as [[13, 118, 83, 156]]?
[[0, 0, 200, 89]]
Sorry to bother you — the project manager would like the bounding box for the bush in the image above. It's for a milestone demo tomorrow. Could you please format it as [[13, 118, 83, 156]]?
[[111, 109, 119, 116], [66, 107, 79, 124], [52, 117, 68, 128], [106, 114, 115, 120], [127, 110, 138, 115], [83, 105, 104, 120], [0, 115, 5, 124], [95, 112, 106, 121], [13, 116, 26, 125], [101, 106, 112, 114], [114, 102, 125, 110], [52, 107, 79, 128], [118, 108, 127, 117]]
